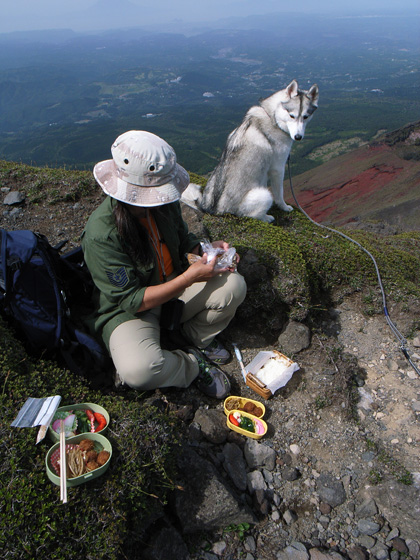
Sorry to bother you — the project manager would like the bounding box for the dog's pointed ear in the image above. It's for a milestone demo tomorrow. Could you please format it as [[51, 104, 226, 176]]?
[[286, 80, 299, 98], [308, 84, 319, 106]]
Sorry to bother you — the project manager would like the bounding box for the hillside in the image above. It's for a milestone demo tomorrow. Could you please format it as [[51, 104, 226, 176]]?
[[288, 121, 420, 232], [1, 155, 420, 560]]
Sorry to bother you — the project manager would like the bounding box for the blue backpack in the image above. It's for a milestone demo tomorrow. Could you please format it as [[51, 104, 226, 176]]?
[[0, 228, 112, 384]]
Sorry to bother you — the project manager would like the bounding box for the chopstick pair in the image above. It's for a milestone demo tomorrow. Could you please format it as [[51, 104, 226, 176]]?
[[60, 420, 67, 504]]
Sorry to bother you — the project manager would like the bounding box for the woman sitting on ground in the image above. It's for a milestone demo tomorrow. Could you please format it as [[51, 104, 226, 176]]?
[[81, 130, 247, 399]]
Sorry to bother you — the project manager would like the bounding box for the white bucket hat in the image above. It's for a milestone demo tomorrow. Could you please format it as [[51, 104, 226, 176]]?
[[93, 130, 190, 207]]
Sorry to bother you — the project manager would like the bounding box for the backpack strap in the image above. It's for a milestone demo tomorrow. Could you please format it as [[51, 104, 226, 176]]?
[[32, 233, 65, 347], [0, 228, 39, 297]]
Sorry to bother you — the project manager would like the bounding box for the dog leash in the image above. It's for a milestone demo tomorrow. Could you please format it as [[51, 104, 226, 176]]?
[[286, 156, 420, 376]]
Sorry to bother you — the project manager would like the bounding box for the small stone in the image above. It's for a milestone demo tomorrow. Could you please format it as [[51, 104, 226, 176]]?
[[358, 535, 376, 549], [387, 360, 399, 371], [283, 509, 298, 525], [271, 510, 280, 522], [277, 321, 311, 354], [319, 515, 330, 528], [247, 470, 267, 494], [212, 541, 227, 555], [244, 535, 256, 553], [357, 519, 381, 535], [316, 474, 346, 508], [3, 191, 26, 205], [290, 444, 300, 455], [319, 502, 331, 515], [391, 538, 408, 554], [373, 547, 389, 560], [348, 545, 369, 560], [407, 539, 420, 559], [9, 207, 23, 218], [282, 466, 300, 481], [253, 489, 270, 515], [386, 528, 399, 542], [411, 401, 420, 412], [244, 439, 277, 471], [362, 451, 376, 462]]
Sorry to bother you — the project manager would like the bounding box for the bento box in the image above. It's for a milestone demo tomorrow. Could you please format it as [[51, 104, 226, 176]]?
[[245, 350, 299, 399], [48, 402, 109, 442], [46, 432, 112, 487], [224, 396, 268, 440]]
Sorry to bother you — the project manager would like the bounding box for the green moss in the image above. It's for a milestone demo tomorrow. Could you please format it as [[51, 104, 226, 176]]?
[[0, 160, 97, 205], [0, 316, 180, 559], [203, 206, 420, 333]]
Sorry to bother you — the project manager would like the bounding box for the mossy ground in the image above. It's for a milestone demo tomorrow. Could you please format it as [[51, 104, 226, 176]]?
[[204, 206, 420, 336], [0, 316, 180, 559]]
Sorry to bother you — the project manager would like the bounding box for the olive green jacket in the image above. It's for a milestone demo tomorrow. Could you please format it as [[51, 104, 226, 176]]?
[[81, 196, 200, 349]]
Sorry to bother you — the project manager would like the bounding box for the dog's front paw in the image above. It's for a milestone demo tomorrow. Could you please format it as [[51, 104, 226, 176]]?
[[280, 204, 293, 212]]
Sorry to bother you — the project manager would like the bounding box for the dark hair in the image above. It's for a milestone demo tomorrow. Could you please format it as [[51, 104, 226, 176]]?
[[113, 201, 154, 266]]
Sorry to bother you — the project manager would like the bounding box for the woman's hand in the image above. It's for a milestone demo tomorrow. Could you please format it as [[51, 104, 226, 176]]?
[[138, 241, 239, 312], [210, 240, 230, 252], [192, 240, 240, 267], [182, 252, 227, 284]]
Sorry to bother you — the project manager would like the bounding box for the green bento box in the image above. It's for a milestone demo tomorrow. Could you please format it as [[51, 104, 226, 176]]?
[[45, 432, 112, 487]]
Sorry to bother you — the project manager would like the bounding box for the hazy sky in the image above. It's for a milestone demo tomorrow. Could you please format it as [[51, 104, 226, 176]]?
[[2, 0, 419, 33]]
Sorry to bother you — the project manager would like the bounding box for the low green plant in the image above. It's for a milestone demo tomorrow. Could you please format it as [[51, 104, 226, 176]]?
[[0, 316, 181, 559], [204, 207, 420, 338], [314, 396, 328, 410], [368, 469, 383, 485], [223, 522, 251, 541]]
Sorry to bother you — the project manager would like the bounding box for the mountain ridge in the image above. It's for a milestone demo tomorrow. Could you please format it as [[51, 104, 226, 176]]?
[[288, 121, 420, 232]]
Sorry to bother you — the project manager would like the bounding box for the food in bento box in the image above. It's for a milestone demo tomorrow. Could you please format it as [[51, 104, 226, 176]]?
[[225, 398, 263, 417], [67, 448, 86, 478], [228, 412, 265, 435], [86, 450, 98, 462], [51, 439, 110, 479], [79, 438, 95, 452], [242, 401, 263, 417], [51, 409, 107, 436], [86, 460, 99, 472], [97, 450, 110, 467], [225, 398, 241, 411]]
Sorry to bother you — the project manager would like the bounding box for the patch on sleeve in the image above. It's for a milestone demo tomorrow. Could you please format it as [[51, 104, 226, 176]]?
[[106, 266, 129, 288]]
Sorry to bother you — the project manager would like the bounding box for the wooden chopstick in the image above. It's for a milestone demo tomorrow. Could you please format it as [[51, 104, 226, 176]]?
[[60, 420, 67, 504]]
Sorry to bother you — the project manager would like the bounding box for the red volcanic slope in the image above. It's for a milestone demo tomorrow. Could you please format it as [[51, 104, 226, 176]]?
[[286, 142, 420, 230]]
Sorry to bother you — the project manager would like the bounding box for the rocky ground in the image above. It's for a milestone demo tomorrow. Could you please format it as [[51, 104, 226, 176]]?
[[2, 185, 420, 560]]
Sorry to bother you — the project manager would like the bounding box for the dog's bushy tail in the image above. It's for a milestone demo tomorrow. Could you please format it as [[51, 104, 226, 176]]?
[[180, 183, 203, 210]]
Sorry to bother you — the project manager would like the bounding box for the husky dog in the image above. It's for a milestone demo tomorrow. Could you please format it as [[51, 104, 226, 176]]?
[[182, 80, 319, 222]]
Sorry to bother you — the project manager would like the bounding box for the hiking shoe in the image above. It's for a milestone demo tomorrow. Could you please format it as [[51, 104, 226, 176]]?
[[202, 338, 231, 365], [188, 348, 231, 399]]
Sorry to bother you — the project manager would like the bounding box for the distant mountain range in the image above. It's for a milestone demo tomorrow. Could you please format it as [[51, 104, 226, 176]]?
[[288, 121, 420, 232]]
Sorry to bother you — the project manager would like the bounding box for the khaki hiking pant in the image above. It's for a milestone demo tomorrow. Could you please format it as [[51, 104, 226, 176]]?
[[109, 271, 246, 390]]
